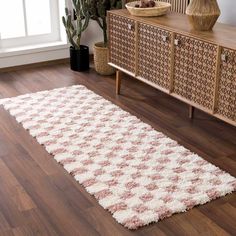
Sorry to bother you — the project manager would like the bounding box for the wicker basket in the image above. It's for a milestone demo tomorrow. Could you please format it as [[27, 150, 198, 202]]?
[[93, 42, 116, 76], [126, 1, 171, 17]]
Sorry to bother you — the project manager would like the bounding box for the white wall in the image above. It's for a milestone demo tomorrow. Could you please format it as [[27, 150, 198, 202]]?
[[0, 44, 69, 68], [217, 0, 236, 26], [81, 21, 103, 53]]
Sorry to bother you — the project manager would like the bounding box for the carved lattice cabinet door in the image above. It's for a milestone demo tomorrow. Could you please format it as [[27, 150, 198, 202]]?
[[108, 14, 136, 74], [172, 34, 218, 111], [215, 48, 236, 122], [137, 23, 172, 91]]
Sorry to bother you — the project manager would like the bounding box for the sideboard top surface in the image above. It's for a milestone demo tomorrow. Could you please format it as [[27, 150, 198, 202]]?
[[109, 9, 236, 50]]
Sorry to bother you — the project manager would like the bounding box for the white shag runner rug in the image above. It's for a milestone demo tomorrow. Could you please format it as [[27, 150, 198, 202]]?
[[0, 85, 235, 229]]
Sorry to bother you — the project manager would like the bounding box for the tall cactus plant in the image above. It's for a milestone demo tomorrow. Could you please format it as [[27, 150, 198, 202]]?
[[88, 0, 123, 47], [62, 0, 90, 50]]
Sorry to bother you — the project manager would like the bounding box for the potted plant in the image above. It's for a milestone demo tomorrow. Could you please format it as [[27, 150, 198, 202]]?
[[62, 0, 90, 71], [88, 0, 123, 75]]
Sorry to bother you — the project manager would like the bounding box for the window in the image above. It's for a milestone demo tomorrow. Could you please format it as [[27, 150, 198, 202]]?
[[0, 0, 63, 49]]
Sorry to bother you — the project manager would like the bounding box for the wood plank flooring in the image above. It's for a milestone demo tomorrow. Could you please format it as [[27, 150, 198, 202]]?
[[0, 63, 235, 236]]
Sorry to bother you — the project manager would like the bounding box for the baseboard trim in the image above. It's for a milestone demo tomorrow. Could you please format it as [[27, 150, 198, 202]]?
[[0, 58, 70, 73], [0, 55, 94, 73]]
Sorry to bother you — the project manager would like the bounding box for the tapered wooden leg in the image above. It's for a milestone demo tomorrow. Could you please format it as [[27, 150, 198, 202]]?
[[189, 105, 195, 119], [116, 70, 121, 95]]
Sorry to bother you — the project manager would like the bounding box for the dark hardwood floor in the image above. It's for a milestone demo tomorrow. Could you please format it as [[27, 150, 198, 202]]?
[[0, 62, 235, 236]]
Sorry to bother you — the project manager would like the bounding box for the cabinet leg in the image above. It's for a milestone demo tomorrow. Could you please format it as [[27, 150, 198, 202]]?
[[116, 70, 122, 95], [189, 106, 195, 119]]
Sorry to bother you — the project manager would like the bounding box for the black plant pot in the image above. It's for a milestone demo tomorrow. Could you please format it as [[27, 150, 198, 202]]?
[[70, 45, 89, 72]]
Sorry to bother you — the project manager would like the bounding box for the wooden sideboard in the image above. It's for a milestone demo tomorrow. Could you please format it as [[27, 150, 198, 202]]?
[[108, 9, 236, 127]]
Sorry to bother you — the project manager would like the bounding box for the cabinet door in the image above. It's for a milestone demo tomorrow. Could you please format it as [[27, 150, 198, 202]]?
[[108, 14, 136, 74], [173, 34, 218, 110], [137, 23, 172, 90], [216, 48, 236, 121]]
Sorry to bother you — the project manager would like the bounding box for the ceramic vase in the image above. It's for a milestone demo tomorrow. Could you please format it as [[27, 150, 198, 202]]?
[[186, 0, 221, 31]]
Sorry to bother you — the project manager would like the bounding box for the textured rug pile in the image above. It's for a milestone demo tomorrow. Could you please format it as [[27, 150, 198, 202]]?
[[0, 85, 235, 229]]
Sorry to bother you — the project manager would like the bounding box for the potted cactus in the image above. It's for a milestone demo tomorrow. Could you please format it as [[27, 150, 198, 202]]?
[[88, 0, 123, 75], [62, 0, 90, 71]]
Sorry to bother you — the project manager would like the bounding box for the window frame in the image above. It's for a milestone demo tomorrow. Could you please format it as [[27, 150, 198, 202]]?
[[0, 0, 63, 49]]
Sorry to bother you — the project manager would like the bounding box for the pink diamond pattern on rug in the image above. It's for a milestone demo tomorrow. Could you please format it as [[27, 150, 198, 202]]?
[[0, 85, 236, 230]]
